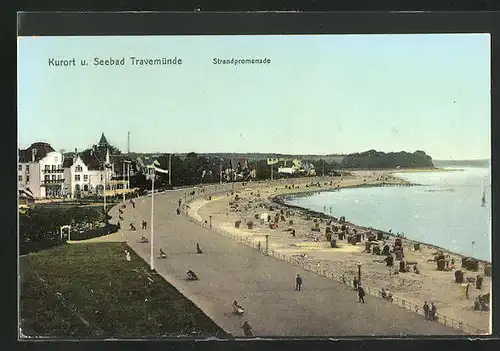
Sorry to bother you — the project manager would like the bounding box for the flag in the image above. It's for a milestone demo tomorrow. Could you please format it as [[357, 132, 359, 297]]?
[[267, 158, 279, 165], [153, 165, 169, 174]]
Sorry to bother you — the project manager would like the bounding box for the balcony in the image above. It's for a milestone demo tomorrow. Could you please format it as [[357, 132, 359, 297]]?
[[42, 169, 65, 174], [41, 178, 65, 186]]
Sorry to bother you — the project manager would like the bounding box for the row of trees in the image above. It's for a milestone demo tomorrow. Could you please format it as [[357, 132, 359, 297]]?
[[341, 150, 434, 169], [123, 150, 433, 191]]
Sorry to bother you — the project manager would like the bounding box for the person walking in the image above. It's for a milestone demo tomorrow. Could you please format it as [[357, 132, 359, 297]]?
[[295, 274, 303, 291], [430, 302, 437, 321], [358, 286, 365, 303], [423, 301, 430, 320]]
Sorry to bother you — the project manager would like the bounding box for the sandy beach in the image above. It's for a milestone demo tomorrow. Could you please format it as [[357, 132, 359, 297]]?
[[187, 171, 491, 333]]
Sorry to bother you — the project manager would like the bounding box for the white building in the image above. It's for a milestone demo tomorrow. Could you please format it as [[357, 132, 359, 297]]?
[[18, 142, 65, 199], [62, 134, 132, 198]]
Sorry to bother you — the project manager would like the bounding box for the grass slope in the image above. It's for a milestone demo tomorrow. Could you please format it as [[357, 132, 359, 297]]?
[[20, 242, 227, 338]]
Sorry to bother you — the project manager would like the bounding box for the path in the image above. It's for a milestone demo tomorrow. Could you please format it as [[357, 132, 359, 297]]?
[[109, 185, 461, 337]]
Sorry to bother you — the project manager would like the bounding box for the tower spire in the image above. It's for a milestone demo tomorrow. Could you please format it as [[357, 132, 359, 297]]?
[[99, 133, 109, 148]]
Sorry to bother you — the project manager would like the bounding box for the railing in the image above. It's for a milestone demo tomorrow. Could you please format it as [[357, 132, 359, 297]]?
[[180, 184, 488, 336], [42, 169, 65, 173]]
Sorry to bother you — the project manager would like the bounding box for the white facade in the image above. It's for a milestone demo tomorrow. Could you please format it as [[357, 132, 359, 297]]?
[[66, 155, 114, 198], [18, 151, 65, 199], [18, 162, 41, 198]]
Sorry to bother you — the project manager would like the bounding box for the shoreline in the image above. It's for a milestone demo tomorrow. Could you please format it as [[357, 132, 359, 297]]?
[[271, 187, 491, 265], [187, 172, 491, 334]]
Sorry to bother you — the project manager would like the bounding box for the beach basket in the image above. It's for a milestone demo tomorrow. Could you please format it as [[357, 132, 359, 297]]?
[[455, 270, 464, 283], [235, 220, 242, 228]]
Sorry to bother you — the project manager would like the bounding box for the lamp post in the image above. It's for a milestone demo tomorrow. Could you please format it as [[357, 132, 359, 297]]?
[[102, 166, 107, 213], [168, 154, 172, 186], [265, 234, 270, 255], [150, 166, 155, 271], [471, 241, 476, 258], [220, 158, 223, 185]]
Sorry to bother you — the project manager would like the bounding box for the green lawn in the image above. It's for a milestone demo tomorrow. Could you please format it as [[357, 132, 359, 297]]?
[[20, 242, 228, 338]]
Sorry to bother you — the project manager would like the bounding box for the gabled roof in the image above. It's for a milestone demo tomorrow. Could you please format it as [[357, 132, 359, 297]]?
[[19, 142, 55, 163], [79, 148, 108, 171]]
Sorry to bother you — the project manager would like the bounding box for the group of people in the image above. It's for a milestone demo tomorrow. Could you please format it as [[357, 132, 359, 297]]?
[[423, 301, 438, 321]]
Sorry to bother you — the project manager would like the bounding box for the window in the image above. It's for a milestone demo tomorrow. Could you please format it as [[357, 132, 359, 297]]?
[[26, 175, 30, 183], [25, 166, 29, 174], [100, 174, 103, 181], [75, 174, 81, 181], [51, 175, 56, 180], [83, 174, 88, 181], [45, 165, 50, 171], [75, 165, 83, 172], [51, 165, 56, 171], [57, 174, 62, 180], [18, 175, 22, 182], [44, 175, 50, 181], [18, 165, 22, 171]]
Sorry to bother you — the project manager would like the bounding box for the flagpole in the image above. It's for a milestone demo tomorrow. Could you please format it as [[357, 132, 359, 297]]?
[[122, 160, 126, 203], [150, 167, 155, 271], [127, 163, 130, 192], [220, 158, 223, 184]]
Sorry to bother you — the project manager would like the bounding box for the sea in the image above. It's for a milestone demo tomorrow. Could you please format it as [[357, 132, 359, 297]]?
[[284, 166, 492, 262]]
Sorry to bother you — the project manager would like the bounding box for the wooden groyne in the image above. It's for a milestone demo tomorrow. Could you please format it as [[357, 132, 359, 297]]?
[[376, 182, 420, 187]]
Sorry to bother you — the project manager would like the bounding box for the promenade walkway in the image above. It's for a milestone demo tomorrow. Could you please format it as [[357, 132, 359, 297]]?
[[109, 184, 460, 337]]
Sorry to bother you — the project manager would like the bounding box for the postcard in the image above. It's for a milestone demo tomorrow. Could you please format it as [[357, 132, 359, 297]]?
[[18, 18, 492, 339]]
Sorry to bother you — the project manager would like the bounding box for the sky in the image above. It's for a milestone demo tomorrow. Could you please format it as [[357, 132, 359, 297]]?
[[18, 34, 491, 160]]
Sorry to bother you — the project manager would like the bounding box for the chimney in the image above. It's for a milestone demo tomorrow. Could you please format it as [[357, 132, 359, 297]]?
[[31, 148, 37, 163]]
